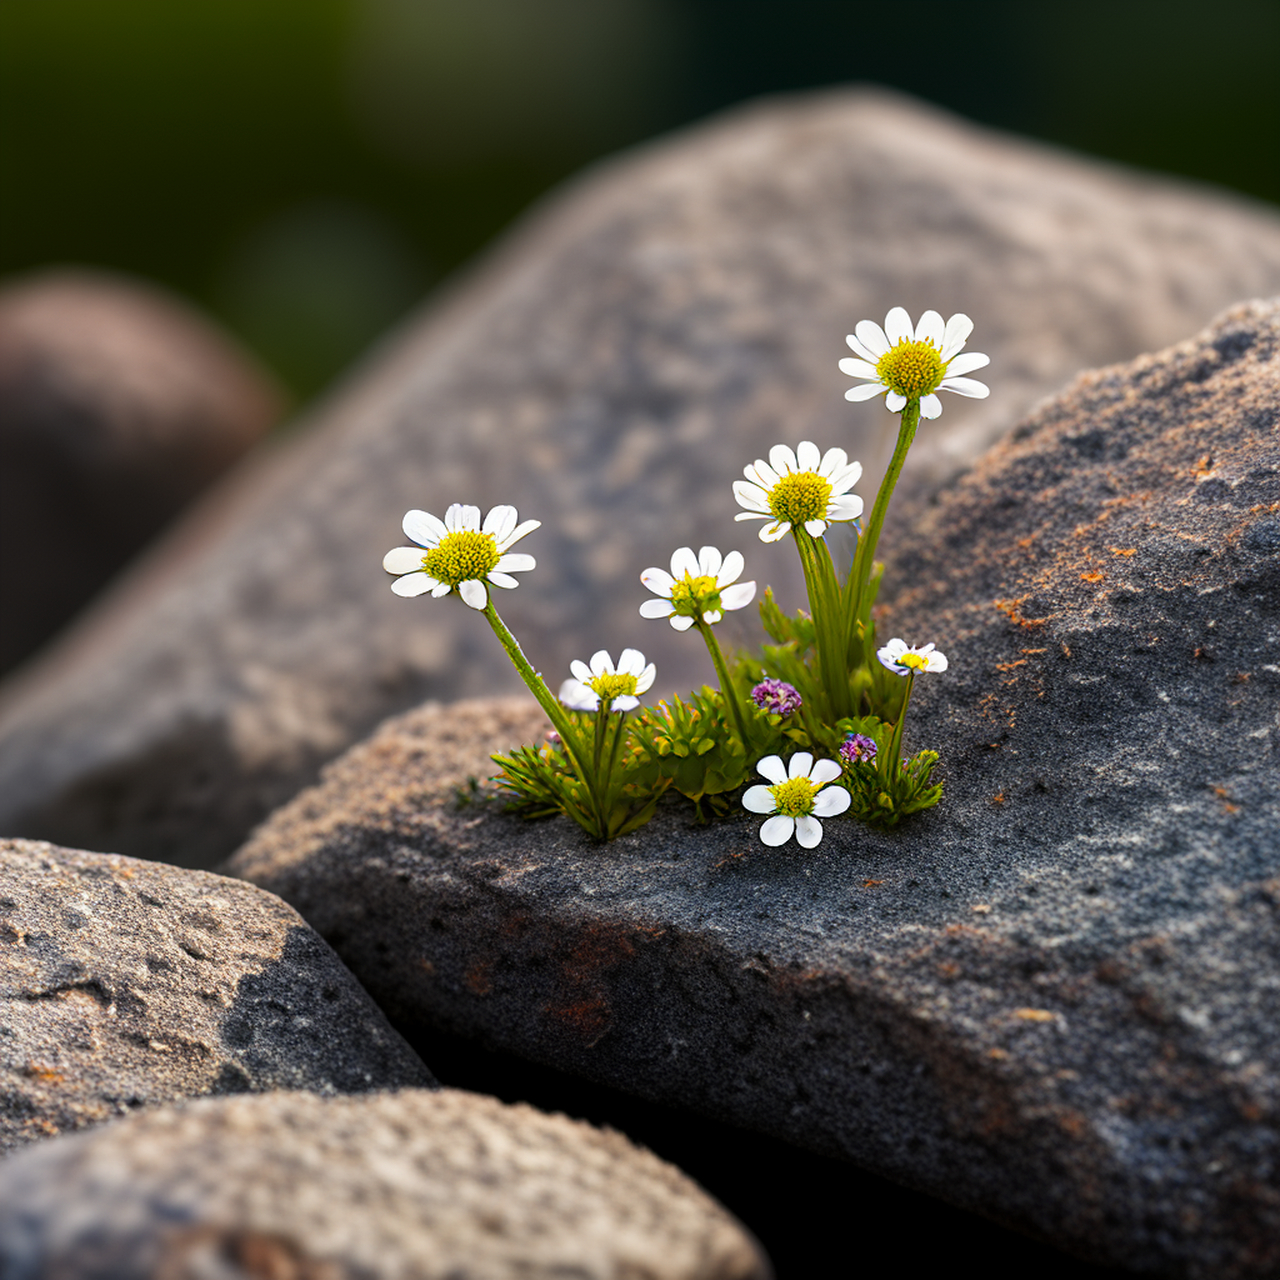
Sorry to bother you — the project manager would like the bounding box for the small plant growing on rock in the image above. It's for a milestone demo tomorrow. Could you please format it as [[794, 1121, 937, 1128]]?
[[384, 308, 989, 842]]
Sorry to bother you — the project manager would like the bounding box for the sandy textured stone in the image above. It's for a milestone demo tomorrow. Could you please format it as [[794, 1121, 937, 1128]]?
[[230, 300, 1280, 1277], [0, 839, 433, 1155], [6, 90, 1280, 870], [0, 1088, 769, 1280], [0, 269, 279, 676]]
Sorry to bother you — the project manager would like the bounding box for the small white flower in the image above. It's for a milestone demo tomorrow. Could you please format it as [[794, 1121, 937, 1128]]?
[[742, 752, 851, 848], [639, 545, 757, 632], [559, 648, 656, 712], [382, 503, 539, 611], [877, 638, 949, 675], [839, 307, 990, 420], [733, 442, 863, 543]]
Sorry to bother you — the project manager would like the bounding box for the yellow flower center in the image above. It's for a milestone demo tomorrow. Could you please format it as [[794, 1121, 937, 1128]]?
[[896, 651, 929, 672], [423, 530, 500, 587], [876, 339, 946, 399], [669, 573, 722, 618], [769, 775, 817, 818], [587, 672, 639, 701], [768, 471, 832, 527]]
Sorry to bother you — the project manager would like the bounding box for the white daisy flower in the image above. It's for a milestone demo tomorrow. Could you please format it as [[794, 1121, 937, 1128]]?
[[877, 638, 949, 675], [382, 503, 539, 611], [559, 648, 656, 712], [742, 752, 851, 848], [638, 545, 757, 632], [732, 442, 864, 543], [839, 307, 990, 421]]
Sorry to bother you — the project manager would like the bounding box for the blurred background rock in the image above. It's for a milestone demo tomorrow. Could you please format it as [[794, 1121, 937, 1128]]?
[[4, 0, 1280, 405]]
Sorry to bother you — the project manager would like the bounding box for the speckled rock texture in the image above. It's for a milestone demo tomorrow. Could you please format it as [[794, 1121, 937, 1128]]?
[[229, 300, 1280, 1277], [0, 269, 280, 677], [0, 1088, 770, 1280], [0, 839, 433, 1155], [7, 91, 1280, 870]]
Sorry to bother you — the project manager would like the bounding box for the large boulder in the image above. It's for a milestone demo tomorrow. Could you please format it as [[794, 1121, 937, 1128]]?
[[7, 89, 1280, 868], [0, 839, 433, 1156], [0, 1088, 770, 1280], [228, 299, 1280, 1277], [0, 269, 280, 676]]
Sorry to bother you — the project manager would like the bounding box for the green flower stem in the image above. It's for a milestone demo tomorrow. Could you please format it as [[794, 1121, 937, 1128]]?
[[794, 529, 851, 721], [695, 618, 754, 748], [884, 671, 915, 785], [846, 396, 921, 656], [481, 598, 602, 823]]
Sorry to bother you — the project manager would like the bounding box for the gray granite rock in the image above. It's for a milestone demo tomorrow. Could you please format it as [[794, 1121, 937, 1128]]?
[[0, 269, 280, 676], [0, 839, 433, 1155], [0, 1088, 770, 1280], [7, 90, 1280, 870], [229, 299, 1280, 1277]]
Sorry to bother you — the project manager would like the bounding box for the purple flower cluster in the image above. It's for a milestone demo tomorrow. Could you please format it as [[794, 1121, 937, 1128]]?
[[751, 679, 802, 718], [839, 733, 877, 766]]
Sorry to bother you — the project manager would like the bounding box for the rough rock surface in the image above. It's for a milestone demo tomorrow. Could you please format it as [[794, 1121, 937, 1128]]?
[[230, 300, 1280, 1277], [0, 269, 280, 676], [0, 839, 433, 1155], [7, 92, 1280, 868], [0, 1088, 770, 1280]]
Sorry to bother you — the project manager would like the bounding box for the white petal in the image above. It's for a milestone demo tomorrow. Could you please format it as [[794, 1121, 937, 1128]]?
[[926, 650, 949, 673], [559, 679, 598, 711], [733, 481, 771, 514], [855, 319, 891, 358], [796, 441, 821, 473], [403, 509, 446, 547], [445, 503, 478, 532], [769, 444, 799, 476], [794, 815, 823, 848], [845, 382, 888, 402], [612, 695, 640, 711], [788, 751, 814, 780], [813, 786, 852, 818], [641, 567, 675, 597], [919, 394, 943, 420], [756, 755, 788, 785], [391, 573, 433, 598], [838, 357, 879, 379], [670, 614, 695, 631], [670, 546, 699, 580], [828, 495, 864, 522], [818, 446, 849, 478], [844, 332, 880, 363], [879, 638, 908, 662], [885, 391, 907, 412], [915, 309, 944, 349], [720, 581, 757, 611], [760, 815, 796, 847], [717, 550, 744, 586], [809, 758, 843, 786], [570, 659, 593, 682], [701, 610, 723, 625], [482, 504, 517, 542], [639, 598, 676, 619], [697, 545, 723, 577], [944, 351, 990, 377], [745, 460, 780, 489], [804, 518, 828, 537], [487, 571, 519, 589], [458, 578, 488, 609], [735, 511, 769, 522], [939, 377, 990, 399], [494, 553, 534, 574], [617, 648, 647, 676], [383, 546, 425, 575], [430, 582, 452, 598], [828, 459, 863, 493], [742, 785, 777, 814], [760, 521, 790, 543], [500, 519, 541, 550], [589, 650, 615, 677], [940, 312, 974, 362], [884, 306, 914, 344], [635, 663, 657, 694]]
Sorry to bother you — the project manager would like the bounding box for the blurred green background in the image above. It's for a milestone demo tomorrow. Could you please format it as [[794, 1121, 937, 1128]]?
[[3, 0, 1278, 403]]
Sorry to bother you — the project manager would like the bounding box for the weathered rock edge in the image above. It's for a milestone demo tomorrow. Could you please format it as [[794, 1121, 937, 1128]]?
[[231, 300, 1280, 1278], [0, 1088, 771, 1280], [1, 839, 434, 1155]]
